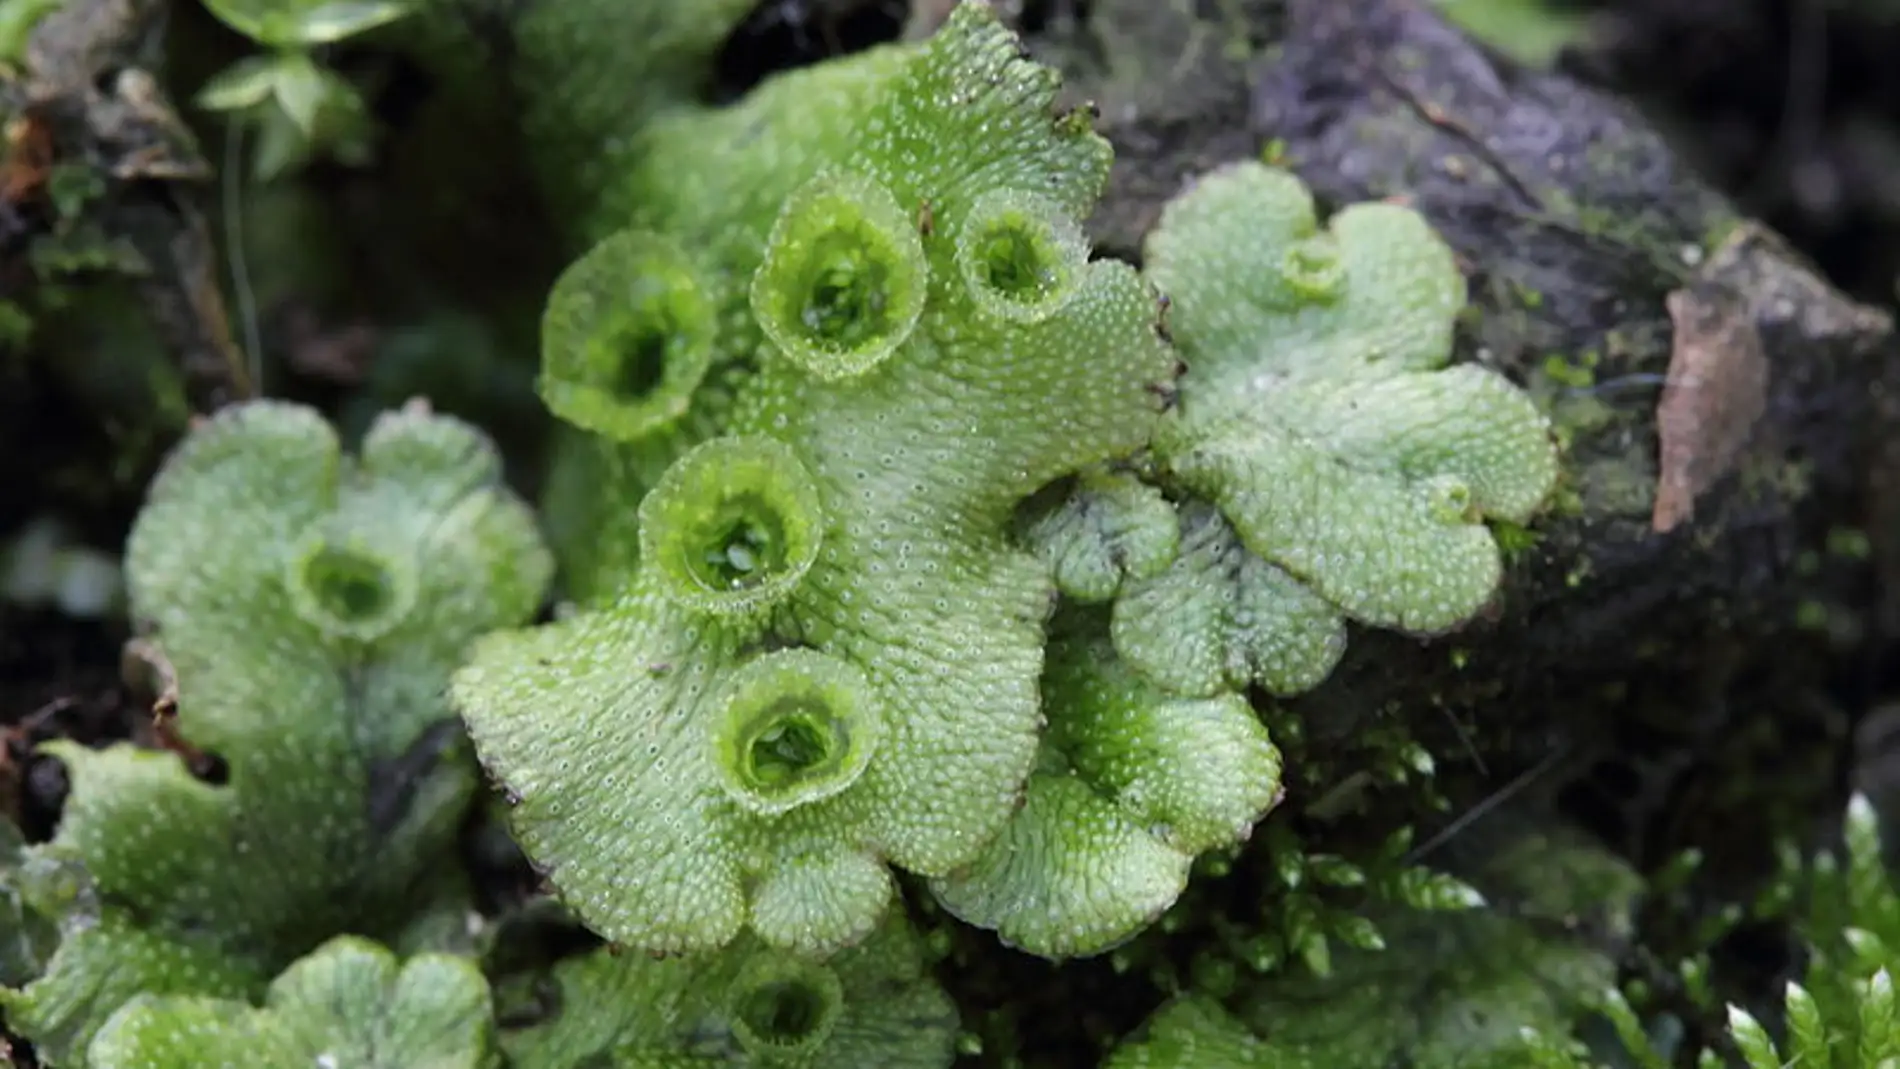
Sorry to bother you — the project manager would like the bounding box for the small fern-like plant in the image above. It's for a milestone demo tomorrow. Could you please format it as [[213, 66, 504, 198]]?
[[1727, 793, 1900, 1069]]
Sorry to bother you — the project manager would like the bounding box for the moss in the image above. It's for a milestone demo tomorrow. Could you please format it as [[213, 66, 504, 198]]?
[[1491, 520, 1542, 558], [1106, 826, 1639, 1068], [1828, 527, 1873, 559]]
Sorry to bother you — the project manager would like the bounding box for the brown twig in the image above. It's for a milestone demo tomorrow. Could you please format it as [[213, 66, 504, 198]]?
[[121, 638, 221, 780]]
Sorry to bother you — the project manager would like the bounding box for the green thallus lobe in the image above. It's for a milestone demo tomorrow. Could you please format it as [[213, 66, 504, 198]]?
[[2, 400, 550, 1065], [496, 914, 955, 1067], [453, 1, 1178, 958], [455, 2, 1559, 968], [1138, 160, 1559, 641]]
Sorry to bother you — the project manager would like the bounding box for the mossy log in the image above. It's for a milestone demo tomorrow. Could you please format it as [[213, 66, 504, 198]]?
[[1039, 0, 1893, 892]]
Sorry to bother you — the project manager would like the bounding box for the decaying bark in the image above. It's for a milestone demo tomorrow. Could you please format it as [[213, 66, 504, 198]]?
[[2, 0, 252, 411], [1036, 0, 1895, 896]]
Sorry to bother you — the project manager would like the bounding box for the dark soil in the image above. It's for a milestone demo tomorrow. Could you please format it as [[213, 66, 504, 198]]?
[[0, 607, 134, 841], [0, 607, 132, 1068]]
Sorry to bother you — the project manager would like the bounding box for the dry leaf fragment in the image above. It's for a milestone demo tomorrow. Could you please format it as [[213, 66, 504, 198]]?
[[1651, 283, 1768, 533]]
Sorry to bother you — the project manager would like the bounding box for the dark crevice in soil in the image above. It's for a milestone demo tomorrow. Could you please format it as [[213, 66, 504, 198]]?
[[2, 609, 119, 1060], [1, 1032, 36, 1068], [1, 606, 133, 842], [1019, 0, 1091, 35], [710, 0, 909, 104]]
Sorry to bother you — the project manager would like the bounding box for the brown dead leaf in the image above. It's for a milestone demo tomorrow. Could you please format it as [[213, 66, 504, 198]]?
[[281, 303, 379, 385], [0, 110, 52, 207], [1651, 283, 1769, 532]]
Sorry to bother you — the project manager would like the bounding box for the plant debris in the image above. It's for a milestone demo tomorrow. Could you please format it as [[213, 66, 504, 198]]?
[[1652, 282, 1769, 533]]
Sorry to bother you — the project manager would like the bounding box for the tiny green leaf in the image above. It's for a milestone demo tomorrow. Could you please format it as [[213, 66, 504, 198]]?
[[1784, 981, 1828, 1067], [1597, 987, 1670, 1069], [194, 55, 283, 113], [1305, 855, 1366, 888], [1863, 968, 1899, 1066], [200, 0, 412, 48], [1330, 914, 1385, 952], [268, 52, 327, 135], [1727, 1004, 1780, 1069]]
